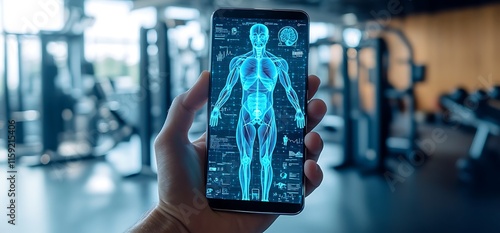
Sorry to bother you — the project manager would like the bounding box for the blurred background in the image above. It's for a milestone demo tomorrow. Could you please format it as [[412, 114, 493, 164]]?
[[1, 0, 500, 232]]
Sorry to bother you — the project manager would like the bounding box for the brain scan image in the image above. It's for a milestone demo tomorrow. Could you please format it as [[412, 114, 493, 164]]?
[[278, 26, 298, 46]]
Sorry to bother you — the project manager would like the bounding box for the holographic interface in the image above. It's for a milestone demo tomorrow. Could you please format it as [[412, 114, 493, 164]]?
[[207, 17, 308, 204]]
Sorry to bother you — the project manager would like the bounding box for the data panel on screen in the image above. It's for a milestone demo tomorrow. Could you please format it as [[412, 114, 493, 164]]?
[[207, 15, 308, 204]]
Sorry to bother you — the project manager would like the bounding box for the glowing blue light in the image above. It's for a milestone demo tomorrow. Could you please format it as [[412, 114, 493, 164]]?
[[209, 24, 305, 202]]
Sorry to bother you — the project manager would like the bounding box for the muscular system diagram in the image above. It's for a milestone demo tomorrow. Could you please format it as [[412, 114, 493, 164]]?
[[209, 24, 305, 202]]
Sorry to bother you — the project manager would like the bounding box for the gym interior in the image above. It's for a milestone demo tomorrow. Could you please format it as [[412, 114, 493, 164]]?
[[1, 0, 500, 232]]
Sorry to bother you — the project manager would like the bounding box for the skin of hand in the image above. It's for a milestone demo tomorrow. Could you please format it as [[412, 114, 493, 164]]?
[[129, 71, 327, 233]]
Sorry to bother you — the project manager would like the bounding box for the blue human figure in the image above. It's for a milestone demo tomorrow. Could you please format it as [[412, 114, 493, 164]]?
[[210, 24, 305, 202], [283, 135, 289, 146]]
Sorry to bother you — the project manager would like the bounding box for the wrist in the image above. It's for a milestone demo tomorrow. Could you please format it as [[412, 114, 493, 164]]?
[[129, 206, 190, 233]]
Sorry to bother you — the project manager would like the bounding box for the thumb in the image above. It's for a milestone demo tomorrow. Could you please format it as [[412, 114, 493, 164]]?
[[158, 71, 210, 143]]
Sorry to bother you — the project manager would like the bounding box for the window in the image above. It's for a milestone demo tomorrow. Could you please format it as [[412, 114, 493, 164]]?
[[84, 0, 156, 84], [1, 0, 65, 33]]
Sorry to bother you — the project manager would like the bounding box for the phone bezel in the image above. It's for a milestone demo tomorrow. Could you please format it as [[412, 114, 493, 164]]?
[[206, 8, 310, 215]]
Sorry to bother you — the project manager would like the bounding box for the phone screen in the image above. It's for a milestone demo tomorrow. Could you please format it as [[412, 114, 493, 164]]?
[[206, 10, 309, 206]]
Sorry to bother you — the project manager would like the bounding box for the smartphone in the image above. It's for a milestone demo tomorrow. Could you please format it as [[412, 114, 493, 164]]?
[[206, 8, 310, 214]]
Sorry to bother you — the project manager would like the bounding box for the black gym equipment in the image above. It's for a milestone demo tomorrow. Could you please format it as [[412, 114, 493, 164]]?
[[40, 32, 81, 158], [125, 23, 173, 178], [335, 27, 425, 172], [91, 76, 137, 154], [467, 90, 489, 106], [348, 38, 390, 171], [440, 88, 500, 185], [1, 1, 138, 165], [35, 31, 135, 164], [489, 85, 500, 100], [382, 28, 425, 169], [0, 0, 89, 161], [307, 40, 345, 142], [449, 87, 468, 104], [1, 33, 44, 156]]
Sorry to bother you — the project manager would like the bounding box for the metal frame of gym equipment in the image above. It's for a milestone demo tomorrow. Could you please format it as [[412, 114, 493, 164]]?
[[1, 0, 129, 164], [2, 33, 36, 152], [125, 22, 172, 178], [308, 39, 346, 136], [308, 38, 392, 171], [307, 39, 352, 167], [351, 38, 390, 172], [38, 30, 137, 165], [382, 28, 425, 165], [0, 30, 85, 160], [40, 31, 85, 159], [335, 28, 425, 172]]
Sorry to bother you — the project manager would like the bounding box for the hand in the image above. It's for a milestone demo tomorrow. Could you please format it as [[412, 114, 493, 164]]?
[[210, 107, 222, 127], [130, 71, 327, 233], [295, 111, 305, 129]]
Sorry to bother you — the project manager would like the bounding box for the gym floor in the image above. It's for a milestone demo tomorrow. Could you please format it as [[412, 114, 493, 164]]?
[[3, 124, 500, 233]]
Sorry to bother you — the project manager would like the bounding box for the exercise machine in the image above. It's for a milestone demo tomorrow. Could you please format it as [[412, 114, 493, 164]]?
[[440, 87, 500, 185], [336, 27, 425, 172], [125, 23, 173, 178]]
